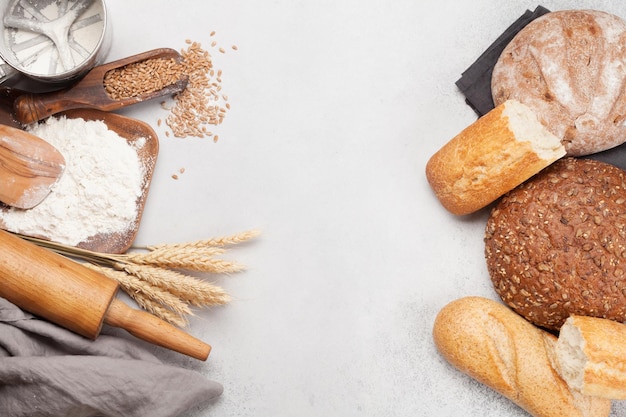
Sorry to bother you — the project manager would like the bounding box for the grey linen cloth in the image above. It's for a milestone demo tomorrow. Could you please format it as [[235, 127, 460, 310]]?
[[0, 297, 222, 417]]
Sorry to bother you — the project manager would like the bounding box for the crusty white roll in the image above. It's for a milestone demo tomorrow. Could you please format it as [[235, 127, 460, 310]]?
[[433, 297, 611, 417], [425, 99, 565, 215], [556, 315, 626, 400], [492, 10, 626, 157]]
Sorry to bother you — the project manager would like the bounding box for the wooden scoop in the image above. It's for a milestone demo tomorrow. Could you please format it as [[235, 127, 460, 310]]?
[[0, 228, 211, 361], [0, 87, 24, 128], [13, 48, 188, 125], [0, 124, 65, 209]]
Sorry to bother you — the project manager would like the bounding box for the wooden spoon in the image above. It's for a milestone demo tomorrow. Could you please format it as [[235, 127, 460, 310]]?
[[0, 124, 65, 209], [12, 48, 188, 125]]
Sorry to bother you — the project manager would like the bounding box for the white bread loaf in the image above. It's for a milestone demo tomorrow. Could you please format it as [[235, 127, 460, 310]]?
[[432, 297, 611, 417], [425, 99, 565, 215], [556, 315, 626, 400], [492, 10, 626, 157]]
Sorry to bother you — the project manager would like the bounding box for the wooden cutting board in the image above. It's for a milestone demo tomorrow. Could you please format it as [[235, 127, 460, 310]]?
[[0, 108, 158, 254]]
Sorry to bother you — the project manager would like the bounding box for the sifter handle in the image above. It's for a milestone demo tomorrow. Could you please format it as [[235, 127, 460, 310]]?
[[104, 298, 211, 361]]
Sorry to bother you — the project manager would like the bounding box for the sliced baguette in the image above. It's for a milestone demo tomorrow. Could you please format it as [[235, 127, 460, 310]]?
[[433, 297, 611, 417], [426, 99, 566, 215], [556, 315, 626, 400]]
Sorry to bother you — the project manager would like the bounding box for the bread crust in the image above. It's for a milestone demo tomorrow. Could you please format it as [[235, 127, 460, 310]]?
[[556, 315, 626, 399], [492, 10, 626, 157], [433, 297, 611, 417], [425, 100, 564, 215], [485, 157, 626, 330]]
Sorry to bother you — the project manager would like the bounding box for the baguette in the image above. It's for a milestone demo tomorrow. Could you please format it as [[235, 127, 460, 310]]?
[[432, 297, 611, 417], [425, 99, 565, 215], [556, 315, 626, 400]]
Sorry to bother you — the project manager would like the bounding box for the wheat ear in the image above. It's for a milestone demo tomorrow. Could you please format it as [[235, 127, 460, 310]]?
[[84, 263, 192, 323], [115, 262, 231, 307], [146, 229, 260, 250]]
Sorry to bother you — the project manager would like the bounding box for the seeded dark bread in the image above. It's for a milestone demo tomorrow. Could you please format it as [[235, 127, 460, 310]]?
[[485, 157, 626, 331], [491, 10, 626, 157]]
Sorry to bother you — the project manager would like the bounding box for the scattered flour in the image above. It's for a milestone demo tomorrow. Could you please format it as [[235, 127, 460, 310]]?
[[0, 116, 145, 246]]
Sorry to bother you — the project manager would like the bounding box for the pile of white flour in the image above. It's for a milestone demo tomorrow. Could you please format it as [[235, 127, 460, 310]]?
[[0, 116, 145, 246]]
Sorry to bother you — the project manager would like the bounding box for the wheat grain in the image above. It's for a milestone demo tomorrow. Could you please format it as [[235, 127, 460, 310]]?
[[164, 40, 230, 138], [103, 57, 182, 100], [102, 39, 232, 139]]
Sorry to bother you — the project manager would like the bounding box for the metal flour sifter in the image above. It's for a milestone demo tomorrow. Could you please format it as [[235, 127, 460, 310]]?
[[0, 0, 110, 84]]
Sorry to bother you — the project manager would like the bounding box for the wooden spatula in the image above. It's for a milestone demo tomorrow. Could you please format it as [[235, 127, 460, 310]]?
[[0, 125, 65, 209]]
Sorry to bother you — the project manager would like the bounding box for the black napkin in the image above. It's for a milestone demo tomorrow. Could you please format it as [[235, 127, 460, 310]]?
[[456, 5, 626, 170], [455, 5, 550, 117]]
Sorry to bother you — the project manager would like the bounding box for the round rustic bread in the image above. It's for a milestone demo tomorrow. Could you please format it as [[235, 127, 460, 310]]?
[[485, 157, 626, 331], [491, 10, 626, 157]]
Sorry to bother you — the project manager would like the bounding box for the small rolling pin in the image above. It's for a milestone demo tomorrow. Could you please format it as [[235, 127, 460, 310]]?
[[0, 229, 211, 361]]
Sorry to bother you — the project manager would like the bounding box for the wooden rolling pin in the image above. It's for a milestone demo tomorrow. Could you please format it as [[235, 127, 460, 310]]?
[[0, 229, 211, 361]]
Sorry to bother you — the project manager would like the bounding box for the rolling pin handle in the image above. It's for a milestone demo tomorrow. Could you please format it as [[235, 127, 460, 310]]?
[[105, 298, 211, 361]]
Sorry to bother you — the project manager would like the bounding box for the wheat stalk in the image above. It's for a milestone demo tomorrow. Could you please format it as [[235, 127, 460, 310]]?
[[16, 229, 258, 327], [145, 229, 260, 250], [120, 246, 246, 272]]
